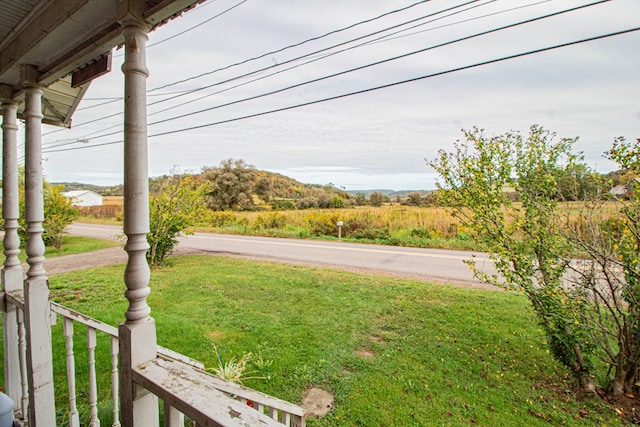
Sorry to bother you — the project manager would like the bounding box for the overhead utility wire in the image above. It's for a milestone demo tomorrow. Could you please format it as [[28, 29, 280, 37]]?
[[147, 0, 245, 48], [366, 0, 553, 45], [79, 89, 196, 111], [127, 0, 504, 125], [45, 0, 607, 148], [144, 0, 566, 125], [42, 0, 496, 149], [44, 0, 243, 133], [149, 0, 435, 93], [43, 27, 639, 154], [147, 0, 611, 126], [60, 0, 436, 118], [76, 1, 244, 107], [143, 0, 484, 108], [42, 0, 484, 143]]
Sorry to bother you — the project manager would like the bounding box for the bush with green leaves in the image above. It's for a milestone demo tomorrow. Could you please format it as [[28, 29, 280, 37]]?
[[147, 175, 206, 267], [270, 198, 296, 211], [430, 125, 596, 391], [18, 179, 77, 250], [561, 136, 640, 397], [431, 126, 640, 398]]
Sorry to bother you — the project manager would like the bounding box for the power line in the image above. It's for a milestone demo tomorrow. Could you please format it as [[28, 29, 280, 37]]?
[[42, 27, 639, 154], [148, 0, 435, 93], [147, 0, 247, 49], [144, 0, 485, 107], [47, 0, 608, 148], [42, 0, 488, 143], [56, 0, 439, 125], [146, 0, 606, 128], [128, 0, 503, 125], [148, 28, 640, 138]]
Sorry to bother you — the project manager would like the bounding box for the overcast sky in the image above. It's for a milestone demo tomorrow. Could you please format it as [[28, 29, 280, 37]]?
[[38, 0, 640, 190]]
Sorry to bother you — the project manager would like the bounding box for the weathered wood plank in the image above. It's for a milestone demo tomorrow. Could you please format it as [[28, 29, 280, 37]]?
[[133, 358, 283, 427], [203, 371, 305, 417]]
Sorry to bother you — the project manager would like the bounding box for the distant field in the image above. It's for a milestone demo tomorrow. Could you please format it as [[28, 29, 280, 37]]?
[[102, 196, 123, 206], [184, 205, 479, 252], [76, 202, 624, 253]]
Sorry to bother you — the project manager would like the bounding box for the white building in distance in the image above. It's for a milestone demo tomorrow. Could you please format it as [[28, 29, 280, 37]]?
[[62, 190, 103, 207]]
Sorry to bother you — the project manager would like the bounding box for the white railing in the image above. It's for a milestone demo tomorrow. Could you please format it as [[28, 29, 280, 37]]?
[[1, 292, 305, 426]]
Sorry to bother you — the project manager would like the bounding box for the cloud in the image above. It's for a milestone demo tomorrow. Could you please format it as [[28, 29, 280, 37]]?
[[42, 0, 640, 189]]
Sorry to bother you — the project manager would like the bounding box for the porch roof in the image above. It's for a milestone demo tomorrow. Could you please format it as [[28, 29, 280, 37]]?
[[0, 0, 203, 127]]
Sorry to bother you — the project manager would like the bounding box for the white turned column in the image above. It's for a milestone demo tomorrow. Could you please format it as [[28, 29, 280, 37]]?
[[87, 328, 100, 427], [1, 85, 23, 409], [23, 68, 57, 426], [17, 310, 29, 421], [110, 336, 121, 427], [118, 17, 158, 427], [63, 319, 80, 427]]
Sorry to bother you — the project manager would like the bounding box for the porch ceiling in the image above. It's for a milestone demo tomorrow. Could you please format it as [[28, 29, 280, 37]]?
[[0, 0, 203, 127]]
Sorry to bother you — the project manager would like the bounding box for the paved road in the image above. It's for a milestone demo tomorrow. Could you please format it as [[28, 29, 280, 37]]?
[[67, 223, 498, 289]]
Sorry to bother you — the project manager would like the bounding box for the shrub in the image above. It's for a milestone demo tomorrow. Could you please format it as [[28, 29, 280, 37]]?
[[19, 182, 77, 250], [253, 212, 287, 230], [306, 212, 340, 236], [270, 199, 296, 211], [295, 198, 318, 210], [207, 211, 238, 227], [147, 175, 206, 267]]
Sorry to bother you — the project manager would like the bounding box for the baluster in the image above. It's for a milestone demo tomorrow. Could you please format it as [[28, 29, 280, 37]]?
[[164, 402, 184, 427], [269, 407, 279, 421], [110, 336, 121, 427], [291, 413, 304, 427], [87, 327, 100, 426], [63, 318, 80, 427], [283, 411, 291, 426], [17, 309, 28, 421]]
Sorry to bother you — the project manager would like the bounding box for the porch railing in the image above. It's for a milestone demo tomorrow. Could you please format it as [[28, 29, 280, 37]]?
[[1, 290, 305, 426]]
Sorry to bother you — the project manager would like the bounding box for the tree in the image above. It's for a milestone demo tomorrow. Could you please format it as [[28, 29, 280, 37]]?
[[17, 170, 77, 250], [202, 159, 256, 211], [405, 192, 423, 207], [329, 194, 345, 208], [430, 125, 596, 391], [369, 191, 384, 207], [147, 174, 206, 267], [561, 136, 640, 397], [42, 183, 77, 249], [556, 163, 604, 201], [254, 176, 273, 202], [432, 127, 640, 400], [354, 192, 366, 206]]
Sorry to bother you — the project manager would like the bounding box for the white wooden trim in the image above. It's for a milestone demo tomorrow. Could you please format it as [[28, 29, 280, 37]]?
[[133, 357, 283, 427]]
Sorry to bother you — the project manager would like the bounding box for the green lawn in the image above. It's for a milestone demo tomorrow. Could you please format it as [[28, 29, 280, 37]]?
[[43, 255, 624, 426], [0, 235, 119, 263]]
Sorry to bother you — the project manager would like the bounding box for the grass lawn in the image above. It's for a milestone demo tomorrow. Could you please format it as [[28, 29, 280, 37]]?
[[46, 235, 119, 257], [0, 235, 119, 263], [41, 255, 625, 426]]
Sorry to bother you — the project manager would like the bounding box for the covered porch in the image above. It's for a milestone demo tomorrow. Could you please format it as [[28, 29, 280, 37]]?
[[0, 1, 304, 425]]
